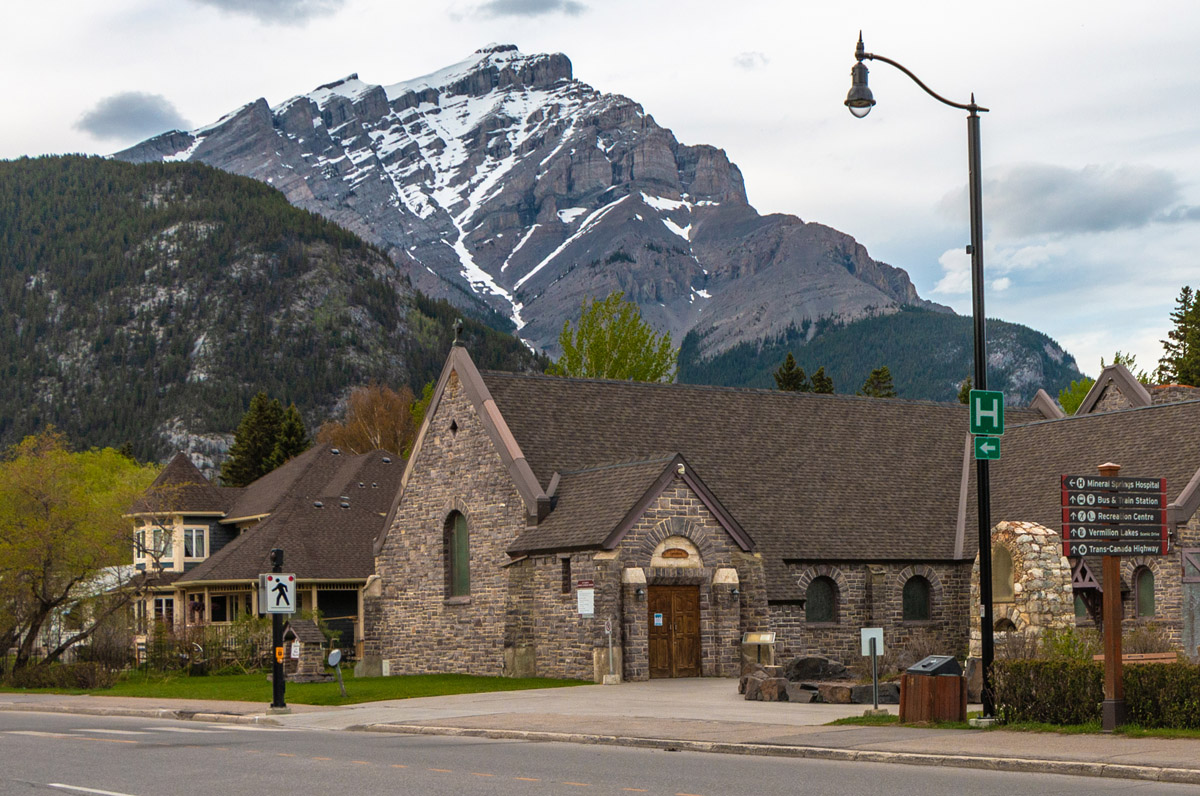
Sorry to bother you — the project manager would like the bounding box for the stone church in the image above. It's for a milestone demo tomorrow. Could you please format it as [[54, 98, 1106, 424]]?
[[362, 348, 1200, 680]]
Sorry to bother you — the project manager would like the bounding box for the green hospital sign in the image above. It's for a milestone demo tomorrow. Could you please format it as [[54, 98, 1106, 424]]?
[[969, 389, 1005, 436]]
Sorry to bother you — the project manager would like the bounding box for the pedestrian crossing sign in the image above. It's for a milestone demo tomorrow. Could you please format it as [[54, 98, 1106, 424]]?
[[259, 573, 297, 614]]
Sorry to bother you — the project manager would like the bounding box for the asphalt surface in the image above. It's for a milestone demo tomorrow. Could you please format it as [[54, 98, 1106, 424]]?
[[2, 711, 1198, 796], [4, 678, 1200, 786]]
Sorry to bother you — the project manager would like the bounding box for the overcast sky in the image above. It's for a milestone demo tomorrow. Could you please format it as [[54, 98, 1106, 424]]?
[[5, 0, 1199, 381]]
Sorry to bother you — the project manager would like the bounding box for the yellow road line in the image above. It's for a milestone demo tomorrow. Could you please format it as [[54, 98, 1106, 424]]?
[[428, 768, 453, 773], [312, 757, 332, 761], [390, 764, 407, 768], [514, 777, 540, 781], [562, 783, 591, 787]]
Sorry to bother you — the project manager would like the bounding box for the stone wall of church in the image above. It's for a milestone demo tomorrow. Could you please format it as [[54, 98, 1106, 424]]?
[[365, 371, 528, 675], [772, 561, 971, 666]]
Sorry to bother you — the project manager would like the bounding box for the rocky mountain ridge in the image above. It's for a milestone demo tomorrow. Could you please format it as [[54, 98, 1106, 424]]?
[[118, 44, 946, 357]]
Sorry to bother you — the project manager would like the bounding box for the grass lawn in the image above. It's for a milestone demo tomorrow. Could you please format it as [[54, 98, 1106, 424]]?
[[0, 670, 587, 706]]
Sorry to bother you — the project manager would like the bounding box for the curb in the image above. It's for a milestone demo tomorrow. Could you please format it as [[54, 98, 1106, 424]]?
[[0, 703, 280, 726], [354, 723, 1200, 785]]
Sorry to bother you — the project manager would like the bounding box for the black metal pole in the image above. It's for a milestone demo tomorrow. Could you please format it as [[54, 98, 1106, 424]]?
[[271, 548, 286, 709], [967, 108, 995, 719], [849, 36, 994, 718]]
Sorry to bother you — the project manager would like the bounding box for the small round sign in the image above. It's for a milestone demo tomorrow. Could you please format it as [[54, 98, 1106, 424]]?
[[328, 649, 342, 667]]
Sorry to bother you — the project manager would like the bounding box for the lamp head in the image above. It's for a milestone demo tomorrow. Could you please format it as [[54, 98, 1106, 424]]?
[[845, 60, 875, 118]]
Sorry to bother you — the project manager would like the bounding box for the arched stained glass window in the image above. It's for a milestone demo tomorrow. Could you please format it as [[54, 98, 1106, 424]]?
[[445, 512, 469, 597], [992, 545, 1015, 602], [806, 576, 837, 623], [902, 575, 931, 621], [1135, 567, 1155, 618]]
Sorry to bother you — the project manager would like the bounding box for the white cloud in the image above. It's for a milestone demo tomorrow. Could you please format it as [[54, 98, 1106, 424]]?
[[991, 277, 1011, 291]]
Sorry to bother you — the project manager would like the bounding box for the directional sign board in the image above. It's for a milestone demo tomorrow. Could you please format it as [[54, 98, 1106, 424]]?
[[260, 572, 297, 614], [1060, 475, 1167, 556], [974, 436, 1001, 461], [969, 390, 1005, 436]]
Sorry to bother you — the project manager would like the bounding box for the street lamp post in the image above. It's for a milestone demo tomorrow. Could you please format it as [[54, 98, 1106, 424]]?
[[845, 33, 996, 718]]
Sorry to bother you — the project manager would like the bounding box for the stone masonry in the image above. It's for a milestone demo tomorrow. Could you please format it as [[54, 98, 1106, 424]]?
[[773, 561, 969, 664], [970, 520, 1074, 657], [366, 370, 768, 681]]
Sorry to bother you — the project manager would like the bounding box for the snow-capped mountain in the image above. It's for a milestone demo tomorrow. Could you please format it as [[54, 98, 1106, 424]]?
[[118, 44, 944, 354]]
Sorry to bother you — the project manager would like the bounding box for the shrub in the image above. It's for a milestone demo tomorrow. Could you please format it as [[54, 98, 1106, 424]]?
[[7, 662, 116, 690], [1040, 625, 1101, 662], [1125, 663, 1200, 729], [992, 660, 1103, 724], [1124, 622, 1174, 654]]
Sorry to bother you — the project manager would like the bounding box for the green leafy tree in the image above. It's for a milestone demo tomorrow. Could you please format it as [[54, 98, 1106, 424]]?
[[958, 376, 973, 404], [221, 392, 284, 487], [774, 352, 809, 391], [548, 292, 676, 383], [810, 366, 835, 394], [1156, 286, 1200, 385], [266, 404, 311, 469], [1058, 377, 1095, 414], [0, 429, 158, 669], [858, 366, 897, 398]]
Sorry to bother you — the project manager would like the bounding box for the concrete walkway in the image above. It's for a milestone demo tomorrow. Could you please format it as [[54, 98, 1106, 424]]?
[[5, 679, 1200, 785]]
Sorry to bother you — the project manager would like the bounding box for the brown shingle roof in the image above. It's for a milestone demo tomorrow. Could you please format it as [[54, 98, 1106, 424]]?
[[223, 445, 400, 522], [993, 400, 1200, 530], [134, 453, 238, 514], [510, 456, 675, 553], [480, 371, 973, 591], [179, 498, 383, 583]]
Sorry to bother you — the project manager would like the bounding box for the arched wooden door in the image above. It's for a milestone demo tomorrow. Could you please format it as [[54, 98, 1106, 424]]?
[[647, 586, 700, 678]]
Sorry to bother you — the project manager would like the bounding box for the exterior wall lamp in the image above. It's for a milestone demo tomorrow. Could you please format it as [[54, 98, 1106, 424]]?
[[845, 31, 996, 719], [635, 587, 645, 600]]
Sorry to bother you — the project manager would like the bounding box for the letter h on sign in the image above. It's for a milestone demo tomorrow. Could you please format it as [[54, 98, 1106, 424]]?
[[969, 389, 1005, 437]]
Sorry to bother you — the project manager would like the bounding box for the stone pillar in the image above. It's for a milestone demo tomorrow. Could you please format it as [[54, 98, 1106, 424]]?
[[621, 567, 648, 680]]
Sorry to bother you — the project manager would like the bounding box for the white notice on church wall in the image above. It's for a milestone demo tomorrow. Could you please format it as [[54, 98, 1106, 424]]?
[[577, 587, 595, 617]]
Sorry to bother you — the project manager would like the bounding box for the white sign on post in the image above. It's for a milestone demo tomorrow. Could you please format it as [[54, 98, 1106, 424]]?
[[860, 627, 884, 656], [260, 573, 297, 614], [290, 641, 301, 660]]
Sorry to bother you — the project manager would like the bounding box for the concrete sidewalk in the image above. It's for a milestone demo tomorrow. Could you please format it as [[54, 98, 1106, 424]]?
[[5, 679, 1200, 785]]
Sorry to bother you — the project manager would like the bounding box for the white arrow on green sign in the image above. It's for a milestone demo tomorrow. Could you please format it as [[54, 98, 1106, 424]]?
[[974, 436, 1001, 460], [969, 389, 1005, 436]]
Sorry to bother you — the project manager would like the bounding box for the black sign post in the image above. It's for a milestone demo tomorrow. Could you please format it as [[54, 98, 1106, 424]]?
[[271, 548, 286, 710], [1061, 466, 1167, 732]]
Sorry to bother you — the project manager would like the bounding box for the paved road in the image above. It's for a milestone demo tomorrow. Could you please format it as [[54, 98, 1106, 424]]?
[[1, 711, 1196, 796]]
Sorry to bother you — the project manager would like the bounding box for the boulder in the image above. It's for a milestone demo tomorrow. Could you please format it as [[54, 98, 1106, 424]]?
[[739, 669, 767, 695], [757, 677, 789, 702], [742, 672, 766, 700], [817, 683, 853, 704], [784, 655, 848, 681], [785, 682, 817, 703], [851, 682, 900, 704]]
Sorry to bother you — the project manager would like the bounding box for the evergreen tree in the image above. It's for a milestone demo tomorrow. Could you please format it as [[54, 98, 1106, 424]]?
[[221, 392, 284, 487], [958, 377, 972, 404], [267, 404, 311, 469], [810, 366, 835, 394], [774, 352, 809, 391], [1058, 376, 1095, 414], [1156, 288, 1200, 386], [859, 366, 897, 398]]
